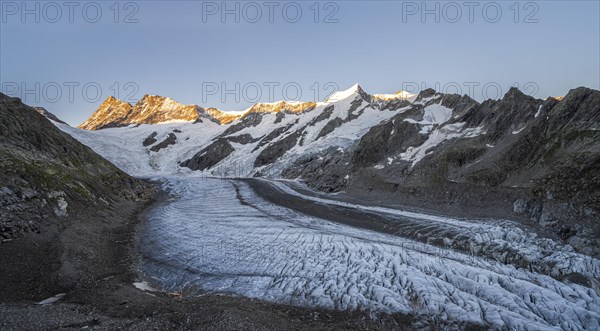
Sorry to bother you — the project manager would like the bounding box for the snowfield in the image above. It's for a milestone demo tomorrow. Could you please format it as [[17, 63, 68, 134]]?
[[139, 177, 600, 330]]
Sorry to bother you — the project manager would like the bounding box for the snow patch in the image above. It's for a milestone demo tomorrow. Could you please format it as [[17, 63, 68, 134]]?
[[133, 281, 159, 292], [534, 105, 543, 118], [512, 126, 526, 135], [400, 123, 483, 166], [37, 293, 66, 305], [404, 103, 453, 134], [54, 197, 68, 217]]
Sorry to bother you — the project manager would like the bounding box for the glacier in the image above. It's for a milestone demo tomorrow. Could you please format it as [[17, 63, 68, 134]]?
[[138, 176, 600, 330]]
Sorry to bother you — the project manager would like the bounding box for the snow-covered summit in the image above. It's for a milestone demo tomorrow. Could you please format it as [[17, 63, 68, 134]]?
[[325, 83, 366, 102]]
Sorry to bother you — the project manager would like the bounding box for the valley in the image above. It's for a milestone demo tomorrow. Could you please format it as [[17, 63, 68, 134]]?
[[2, 82, 599, 330], [139, 176, 599, 330]]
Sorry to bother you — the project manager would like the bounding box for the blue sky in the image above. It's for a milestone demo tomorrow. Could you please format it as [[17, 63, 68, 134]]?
[[1, 0, 599, 125]]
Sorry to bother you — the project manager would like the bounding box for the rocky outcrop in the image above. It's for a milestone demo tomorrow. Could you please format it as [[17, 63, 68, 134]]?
[[308, 105, 334, 126], [150, 132, 178, 152], [180, 139, 235, 171], [254, 129, 305, 167], [226, 134, 259, 145], [282, 146, 351, 192], [254, 122, 297, 151], [143, 132, 158, 147], [221, 112, 266, 137]]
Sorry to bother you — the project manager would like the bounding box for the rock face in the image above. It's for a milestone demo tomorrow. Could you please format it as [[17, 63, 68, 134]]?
[[78, 95, 317, 131], [246, 101, 317, 114], [199, 107, 241, 124], [79, 95, 238, 130], [143, 132, 158, 147], [150, 132, 177, 152], [78, 96, 133, 130], [254, 128, 305, 167], [126, 95, 199, 125], [180, 139, 235, 171], [342, 87, 600, 256], [0, 92, 151, 242]]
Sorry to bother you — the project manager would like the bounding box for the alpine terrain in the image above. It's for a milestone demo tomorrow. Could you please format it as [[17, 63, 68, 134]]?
[[4, 0, 597, 328], [65, 84, 600, 258], [2, 83, 599, 330]]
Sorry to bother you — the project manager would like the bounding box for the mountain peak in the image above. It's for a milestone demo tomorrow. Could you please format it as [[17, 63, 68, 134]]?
[[501, 87, 534, 102], [78, 96, 133, 130], [414, 88, 438, 103], [563, 86, 595, 100], [79, 95, 198, 130], [325, 83, 367, 102], [549, 86, 599, 118]]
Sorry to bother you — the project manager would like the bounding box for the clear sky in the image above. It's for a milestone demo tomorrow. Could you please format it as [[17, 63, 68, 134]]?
[[1, 0, 599, 125]]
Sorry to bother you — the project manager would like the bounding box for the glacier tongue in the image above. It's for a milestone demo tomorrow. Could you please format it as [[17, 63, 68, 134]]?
[[139, 177, 600, 330]]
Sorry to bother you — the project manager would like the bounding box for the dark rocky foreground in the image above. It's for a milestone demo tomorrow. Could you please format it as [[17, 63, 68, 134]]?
[[0, 94, 411, 330]]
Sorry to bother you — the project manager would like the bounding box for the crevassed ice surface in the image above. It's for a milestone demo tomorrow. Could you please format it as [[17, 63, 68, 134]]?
[[140, 177, 600, 330]]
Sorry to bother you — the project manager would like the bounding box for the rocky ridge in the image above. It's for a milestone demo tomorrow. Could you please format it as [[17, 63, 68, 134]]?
[[79, 95, 240, 130], [34, 107, 68, 125]]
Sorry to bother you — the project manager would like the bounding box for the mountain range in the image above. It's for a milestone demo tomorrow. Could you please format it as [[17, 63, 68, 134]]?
[[44, 84, 600, 258]]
